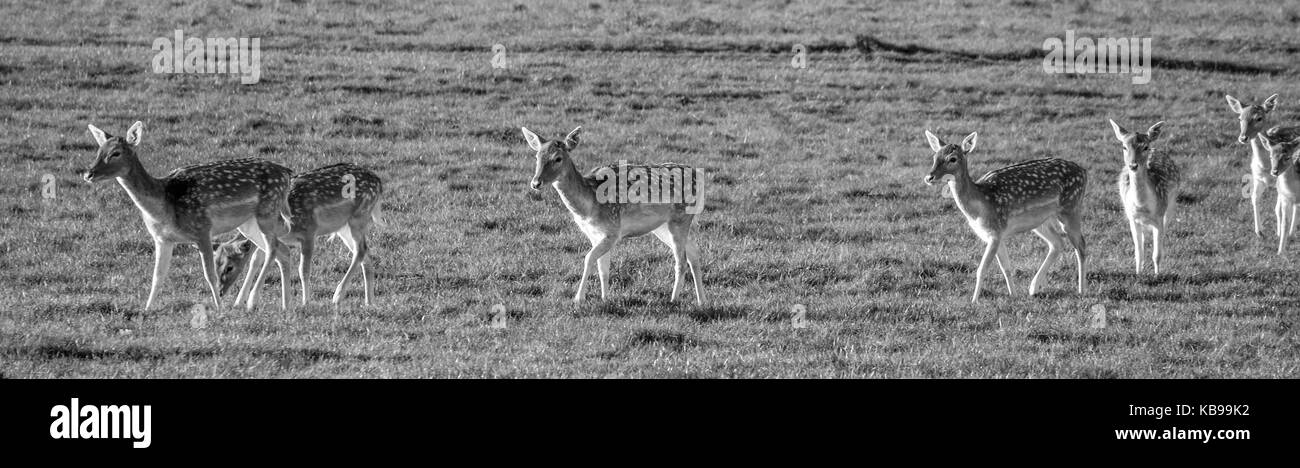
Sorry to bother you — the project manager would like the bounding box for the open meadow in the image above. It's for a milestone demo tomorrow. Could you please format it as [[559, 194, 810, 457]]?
[[2, 0, 1299, 377]]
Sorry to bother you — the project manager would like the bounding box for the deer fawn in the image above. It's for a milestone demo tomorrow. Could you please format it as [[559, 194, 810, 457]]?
[[1226, 93, 1279, 237], [1258, 126, 1300, 254], [1110, 120, 1181, 275], [82, 121, 292, 312], [521, 126, 704, 305], [215, 163, 384, 305], [923, 131, 1088, 303]]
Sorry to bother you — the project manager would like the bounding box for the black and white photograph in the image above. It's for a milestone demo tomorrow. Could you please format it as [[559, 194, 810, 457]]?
[[2, 0, 1297, 451]]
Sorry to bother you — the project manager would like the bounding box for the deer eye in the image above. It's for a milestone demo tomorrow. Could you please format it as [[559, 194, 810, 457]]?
[[947, 157, 958, 163]]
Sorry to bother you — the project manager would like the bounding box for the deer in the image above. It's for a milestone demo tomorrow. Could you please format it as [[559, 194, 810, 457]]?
[[1110, 120, 1181, 276], [214, 163, 384, 306], [1226, 93, 1279, 237], [81, 121, 292, 313], [923, 131, 1088, 303], [520, 126, 704, 305], [1258, 126, 1300, 254]]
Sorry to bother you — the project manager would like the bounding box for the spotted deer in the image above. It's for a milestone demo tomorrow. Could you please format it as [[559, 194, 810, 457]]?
[[1226, 93, 1279, 237], [521, 126, 704, 305], [1258, 126, 1300, 254], [82, 121, 292, 312], [215, 163, 384, 305], [923, 131, 1088, 303], [1110, 120, 1181, 275]]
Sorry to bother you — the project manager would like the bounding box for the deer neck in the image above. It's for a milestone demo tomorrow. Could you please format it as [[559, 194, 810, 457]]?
[[114, 157, 171, 223], [551, 163, 598, 220], [949, 163, 989, 220], [1250, 137, 1269, 172]]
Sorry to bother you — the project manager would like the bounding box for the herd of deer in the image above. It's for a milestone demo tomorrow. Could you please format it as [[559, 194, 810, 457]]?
[[925, 93, 1299, 303], [80, 93, 1300, 319], [82, 122, 383, 313]]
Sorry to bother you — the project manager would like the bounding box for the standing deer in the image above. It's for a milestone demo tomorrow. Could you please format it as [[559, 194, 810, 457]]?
[[1110, 120, 1182, 275], [1226, 93, 1279, 237], [923, 131, 1088, 303], [82, 121, 292, 312], [1258, 126, 1300, 254], [214, 163, 384, 306], [521, 126, 704, 305]]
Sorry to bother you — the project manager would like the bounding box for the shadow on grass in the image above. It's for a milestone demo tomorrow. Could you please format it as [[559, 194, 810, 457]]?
[[1087, 267, 1300, 302], [595, 328, 708, 359], [4, 337, 408, 369], [9, 339, 220, 361], [573, 296, 750, 323], [683, 304, 750, 323], [32, 301, 143, 320]]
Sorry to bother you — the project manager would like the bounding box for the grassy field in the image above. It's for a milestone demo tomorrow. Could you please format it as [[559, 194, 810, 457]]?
[[2, 0, 1299, 377]]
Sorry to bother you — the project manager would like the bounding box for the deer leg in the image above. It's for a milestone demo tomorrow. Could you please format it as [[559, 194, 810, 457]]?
[[274, 253, 288, 311], [234, 221, 268, 308], [1275, 200, 1282, 240], [1252, 177, 1263, 237], [332, 225, 364, 305], [684, 237, 704, 306], [1284, 205, 1294, 237], [651, 226, 686, 303], [1286, 203, 1298, 254], [298, 236, 315, 306], [1063, 216, 1086, 294], [575, 237, 617, 304], [670, 245, 687, 303], [1129, 218, 1144, 274], [244, 232, 280, 311], [1030, 227, 1063, 296], [332, 239, 365, 305], [256, 216, 290, 311], [994, 244, 1013, 295], [349, 221, 374, 306], [146, 241, 175, 311], [596, 254, 611, 301], [1278, 199, 1290, 255], [233, 247, 260, 308], [972, 239, 999, 303], [358, 234, 373, 307], [195, 236, 222, 311], [360, 260, 373, 307], [1150, 224, 1162, 276]]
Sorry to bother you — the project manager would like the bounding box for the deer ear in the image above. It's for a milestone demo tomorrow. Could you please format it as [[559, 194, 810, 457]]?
[[562, 126, 582, 150], [521, 127, 542, 152], [1225, 95, 1243, 114], [125, 121, 143, 146], [924, 130, 943, 152], [1258, 132, 1271, 147], [1147, 121, 1165, 141], [1263, 94, 1279, 112], [1108, 119, 1128, 142], [961, 132, 978, 153], [88, 124, 108, 147]]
